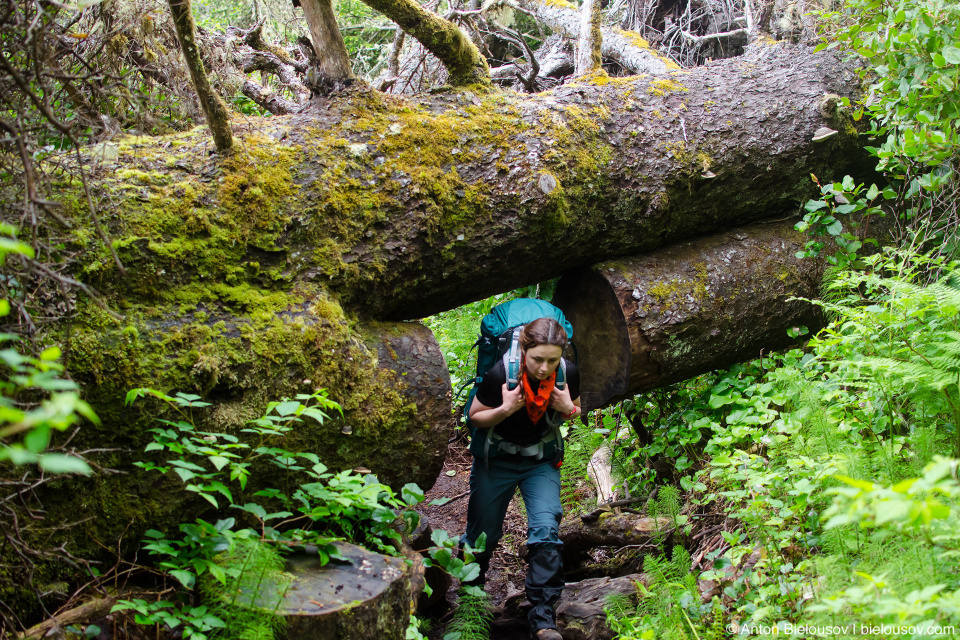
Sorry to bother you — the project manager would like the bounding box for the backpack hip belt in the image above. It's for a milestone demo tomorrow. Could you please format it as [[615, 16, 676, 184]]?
[[481, 420, 564, 467]]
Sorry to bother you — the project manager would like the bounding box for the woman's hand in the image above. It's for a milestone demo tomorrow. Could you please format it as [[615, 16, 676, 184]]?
[[549, 385, 576, 416], [502, 382, 525, 416], [469, 382, 526, 429]]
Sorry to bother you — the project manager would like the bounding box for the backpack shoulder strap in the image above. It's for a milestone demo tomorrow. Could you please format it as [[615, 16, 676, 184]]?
[[502, 327, 523, 390]]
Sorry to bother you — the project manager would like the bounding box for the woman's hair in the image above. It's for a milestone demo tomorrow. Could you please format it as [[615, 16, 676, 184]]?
[[519, 317, 569, 351]]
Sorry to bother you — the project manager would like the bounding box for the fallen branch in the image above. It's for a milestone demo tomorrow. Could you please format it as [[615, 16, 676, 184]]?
[[19, 597, 115, 640]]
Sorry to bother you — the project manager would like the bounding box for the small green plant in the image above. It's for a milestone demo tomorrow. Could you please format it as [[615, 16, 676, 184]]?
[[816, 0, 960, 256], [0, 224, 97, 473], [443, 588, 494, 640], [811, 457, 960, 633], [795, 175, 886, 269], [605, 547, 718, 640]]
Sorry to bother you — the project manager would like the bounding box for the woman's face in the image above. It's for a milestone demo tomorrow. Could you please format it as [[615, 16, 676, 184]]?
[[524, 344, 563, 381]]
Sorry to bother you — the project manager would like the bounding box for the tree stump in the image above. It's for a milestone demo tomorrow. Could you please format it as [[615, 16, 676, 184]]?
[[273, 542, 418, 640]]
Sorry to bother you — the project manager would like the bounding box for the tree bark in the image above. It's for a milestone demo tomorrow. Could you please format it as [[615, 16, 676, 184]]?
[[575, 0, 603, 76], [299, 0, 355, 90], [167, 0, 232, 152], [552, 219, 835, 410]]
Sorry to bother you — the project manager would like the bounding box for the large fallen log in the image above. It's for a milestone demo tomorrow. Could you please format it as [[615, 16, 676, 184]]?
[[63, 42, 871, 322], [553, 219, 851, 409]]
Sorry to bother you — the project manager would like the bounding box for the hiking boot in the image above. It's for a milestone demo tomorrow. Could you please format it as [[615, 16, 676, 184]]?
[[535, 629, 563, 640]]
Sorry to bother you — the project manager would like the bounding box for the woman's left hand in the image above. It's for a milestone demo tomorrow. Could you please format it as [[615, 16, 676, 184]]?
[[549, 385, 576, 415]]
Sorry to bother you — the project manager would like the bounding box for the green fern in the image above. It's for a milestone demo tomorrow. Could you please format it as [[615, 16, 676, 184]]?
[[201, 538, 291, 640], [445, 588, 494, 640]]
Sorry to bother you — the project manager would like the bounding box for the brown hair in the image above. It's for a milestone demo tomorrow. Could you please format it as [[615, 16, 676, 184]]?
[[519, 317, 569, 351]]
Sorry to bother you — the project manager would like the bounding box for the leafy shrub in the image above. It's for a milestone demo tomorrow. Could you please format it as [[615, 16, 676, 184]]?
[[118, 388, 476, 638]]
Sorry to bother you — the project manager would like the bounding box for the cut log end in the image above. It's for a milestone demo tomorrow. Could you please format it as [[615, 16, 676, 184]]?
[[274, 543, 418, 640], [556, 220, 828, 409]]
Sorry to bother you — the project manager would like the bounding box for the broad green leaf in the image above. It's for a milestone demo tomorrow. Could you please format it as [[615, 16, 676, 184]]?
[[273, 400, 301, 417], [169, 570, 196, 589], [236, 502, 267, 519], [402, 483, 425, 506], [38, 453, 92, 474], [207, 562, 227, 586], [40, 346, 61, 361], [943, 45, 960, 65]]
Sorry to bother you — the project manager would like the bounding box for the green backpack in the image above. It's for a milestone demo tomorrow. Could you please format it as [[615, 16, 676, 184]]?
[[461, 299, 575, 464]]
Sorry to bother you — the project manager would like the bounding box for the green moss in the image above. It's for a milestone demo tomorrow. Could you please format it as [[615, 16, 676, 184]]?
[[648, 77, 688, 96], [65, 131, 302, 293], [644, 262, 709, 312]]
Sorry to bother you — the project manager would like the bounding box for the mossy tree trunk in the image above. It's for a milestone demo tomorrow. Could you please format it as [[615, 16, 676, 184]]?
[[360, 0, 490, 86], [167, 0, 233, 152], [68, 45, 873, 322]]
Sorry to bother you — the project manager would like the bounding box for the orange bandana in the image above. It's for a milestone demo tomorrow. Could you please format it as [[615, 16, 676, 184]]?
[[522, 369, 555, 424]]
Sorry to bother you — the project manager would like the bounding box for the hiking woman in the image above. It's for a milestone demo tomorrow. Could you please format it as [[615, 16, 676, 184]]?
[[463, 317, 581, 640]]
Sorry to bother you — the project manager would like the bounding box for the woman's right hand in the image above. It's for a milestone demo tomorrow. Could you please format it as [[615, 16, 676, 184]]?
[[502, 382, 525, 416]]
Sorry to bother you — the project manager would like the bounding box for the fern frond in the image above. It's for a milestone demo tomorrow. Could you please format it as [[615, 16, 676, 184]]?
[[928, 274, 960, 311]]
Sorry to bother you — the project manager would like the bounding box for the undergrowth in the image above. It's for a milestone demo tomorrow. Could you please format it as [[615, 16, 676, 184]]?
[[443, 589, 495, 640]]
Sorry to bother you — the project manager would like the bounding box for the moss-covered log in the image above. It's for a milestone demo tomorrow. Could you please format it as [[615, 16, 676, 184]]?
[[552, 220, 834, 410], [66, 43, 871, 324], [64, 292, 451, 490]]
